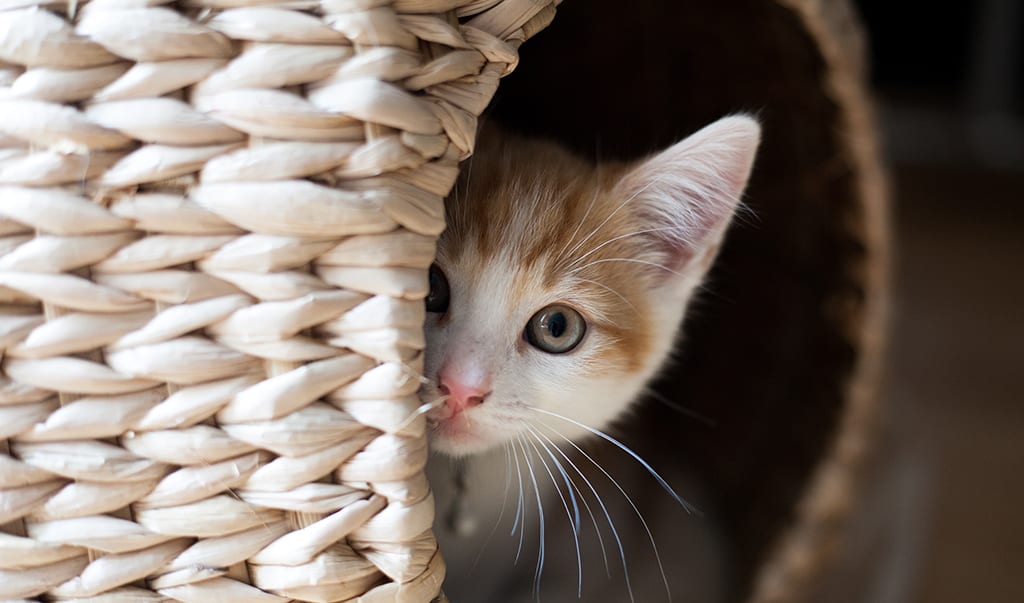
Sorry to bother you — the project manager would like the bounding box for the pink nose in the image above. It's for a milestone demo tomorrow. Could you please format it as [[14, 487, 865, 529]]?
[[438, 370, 491, 415]]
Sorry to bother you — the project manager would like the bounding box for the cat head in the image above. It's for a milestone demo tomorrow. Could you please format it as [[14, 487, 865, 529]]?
[[423, 116, 761, 457]]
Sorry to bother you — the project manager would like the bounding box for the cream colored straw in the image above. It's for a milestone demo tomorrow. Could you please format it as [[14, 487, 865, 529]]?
[[0, 0, 559, 600]]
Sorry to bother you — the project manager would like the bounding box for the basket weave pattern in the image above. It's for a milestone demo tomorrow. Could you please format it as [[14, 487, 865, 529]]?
[[0, 0, 556, 600]]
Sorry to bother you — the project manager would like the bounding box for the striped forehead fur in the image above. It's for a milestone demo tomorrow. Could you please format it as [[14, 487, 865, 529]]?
[[442, 131, 657, 371]]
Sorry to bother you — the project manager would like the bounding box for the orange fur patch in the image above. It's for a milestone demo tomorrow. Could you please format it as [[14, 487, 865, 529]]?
[[440, 130, 663, 373]]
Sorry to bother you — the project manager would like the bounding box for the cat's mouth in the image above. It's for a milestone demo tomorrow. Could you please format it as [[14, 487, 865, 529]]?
[[427, 410, 509, 456], [429, 412, 479, 441]]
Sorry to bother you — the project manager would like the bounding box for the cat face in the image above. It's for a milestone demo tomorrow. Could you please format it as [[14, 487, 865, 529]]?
[[423, 116, 760, 457]]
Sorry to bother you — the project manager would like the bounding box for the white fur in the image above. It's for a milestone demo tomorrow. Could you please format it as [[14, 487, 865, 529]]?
[[423, 248, 649, 454], [424, 115, 761, 602], [423, 115, 761, 457]]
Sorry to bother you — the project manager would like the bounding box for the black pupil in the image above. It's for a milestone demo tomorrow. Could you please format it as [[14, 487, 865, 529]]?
[[525, 304, 585, 354], [426, 264, 449, 313], [547, 312, 567, 338]]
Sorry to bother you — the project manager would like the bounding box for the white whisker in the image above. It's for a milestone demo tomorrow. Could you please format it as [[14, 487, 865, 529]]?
[[511, 437, 528, 565], [397, 397, 446, 432], [472, 442, 516, 571], [522, 430, 581, 534], [528, 426, 612, 580], [539, 421, 673, 603], [560, 190, 639, 268], [571, 257, 683, 277], [573, 276, 638, 315], [523, 426, 583, 597], [529, 425, 632, 602], [554, 182, 602, 265], [528, 406, 697, 513], [529, 429, 582, 532], [515, 435, 547, 600], [647, 389, 717, 427], [566, 226, 678, 271]]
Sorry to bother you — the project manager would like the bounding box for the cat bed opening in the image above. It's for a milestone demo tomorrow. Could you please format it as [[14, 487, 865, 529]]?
[[487, 1, 889, 601], [0, 0, 886, 601]]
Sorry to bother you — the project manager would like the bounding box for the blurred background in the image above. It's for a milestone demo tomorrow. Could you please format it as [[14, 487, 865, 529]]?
[[844, 1, 1023, 601]]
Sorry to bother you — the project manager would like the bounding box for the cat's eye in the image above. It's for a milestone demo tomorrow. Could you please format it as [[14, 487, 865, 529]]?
[[525, 304, 586, 354], [425, 263, 450, 313]]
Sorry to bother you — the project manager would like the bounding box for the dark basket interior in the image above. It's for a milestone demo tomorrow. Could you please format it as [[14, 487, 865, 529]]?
[[488, 1, 870, 599]]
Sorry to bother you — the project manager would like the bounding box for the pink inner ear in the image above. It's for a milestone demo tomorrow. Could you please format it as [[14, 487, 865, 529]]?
[[614, 115, 761, 272]]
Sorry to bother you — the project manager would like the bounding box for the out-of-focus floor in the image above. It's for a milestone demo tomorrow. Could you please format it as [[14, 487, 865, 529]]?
[[884, 164, 1024, 602]]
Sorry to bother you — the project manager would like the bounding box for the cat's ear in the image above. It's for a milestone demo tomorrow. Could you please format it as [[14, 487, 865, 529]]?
[[614, 114, 761, 280]]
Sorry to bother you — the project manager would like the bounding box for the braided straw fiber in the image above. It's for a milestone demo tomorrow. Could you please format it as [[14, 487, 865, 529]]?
[[0, 0, 556, 600]]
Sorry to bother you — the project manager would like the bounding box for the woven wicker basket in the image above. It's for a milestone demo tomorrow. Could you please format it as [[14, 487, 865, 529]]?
[[0, 0, 886, 601], [0, 1, 556, 601]]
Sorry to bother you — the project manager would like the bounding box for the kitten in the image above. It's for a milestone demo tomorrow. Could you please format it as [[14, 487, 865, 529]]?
[[422, 116, 761, 602]]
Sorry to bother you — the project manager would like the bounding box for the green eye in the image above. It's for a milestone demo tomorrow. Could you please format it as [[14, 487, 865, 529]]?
[[425, 264, 449, 313], [525, 304, 586, 354]]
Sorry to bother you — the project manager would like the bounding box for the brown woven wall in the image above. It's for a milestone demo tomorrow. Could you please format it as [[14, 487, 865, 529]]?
[[491, 1, 888, 601]]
